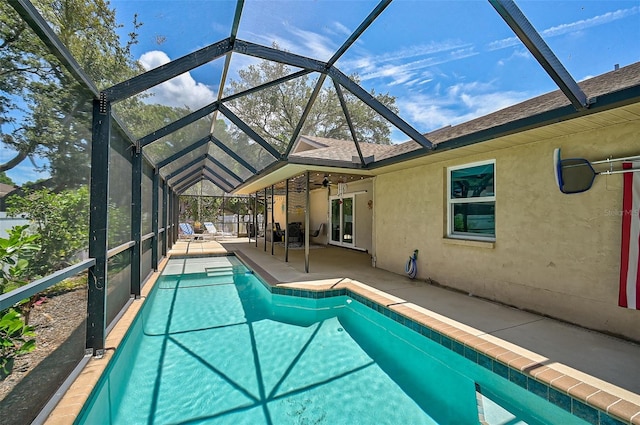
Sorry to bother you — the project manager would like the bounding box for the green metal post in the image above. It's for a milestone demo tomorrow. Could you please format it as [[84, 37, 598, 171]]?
[[86, 98, 110, 355], [131, 149, 142, 297]]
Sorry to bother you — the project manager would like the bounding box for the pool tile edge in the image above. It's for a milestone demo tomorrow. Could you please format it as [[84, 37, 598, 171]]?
[[275, 277, 640, 425]]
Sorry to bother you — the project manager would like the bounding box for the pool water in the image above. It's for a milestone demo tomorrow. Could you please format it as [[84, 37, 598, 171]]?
[[76, 257, 588, 424]]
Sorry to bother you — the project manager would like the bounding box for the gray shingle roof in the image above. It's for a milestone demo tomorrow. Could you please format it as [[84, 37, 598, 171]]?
[[291, 62, 640, 163]]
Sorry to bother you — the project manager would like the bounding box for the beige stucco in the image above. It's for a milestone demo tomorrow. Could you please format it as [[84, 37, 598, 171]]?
[[374, 115, 640, 341]]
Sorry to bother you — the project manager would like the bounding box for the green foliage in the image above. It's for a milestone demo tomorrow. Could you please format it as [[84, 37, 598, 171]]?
[[6, 187, 89, 277], [0, 308, 36, 378], [0, 172, 14, 185], [0, 0, 142, 187], [227, 52, 399, 162], [0, 225, 40, 294]]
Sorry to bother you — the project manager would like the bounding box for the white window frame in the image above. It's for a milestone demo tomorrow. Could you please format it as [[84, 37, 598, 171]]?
[[447, 159, 496, 242]]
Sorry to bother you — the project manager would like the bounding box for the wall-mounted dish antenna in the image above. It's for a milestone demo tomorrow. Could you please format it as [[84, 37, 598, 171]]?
[[554, 148, 640, 194]]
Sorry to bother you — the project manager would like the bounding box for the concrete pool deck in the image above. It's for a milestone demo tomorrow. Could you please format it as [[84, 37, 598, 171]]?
[[45, 238, 640, 424]]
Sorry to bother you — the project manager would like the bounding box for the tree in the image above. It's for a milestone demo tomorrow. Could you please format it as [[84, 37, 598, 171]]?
[[0, 172, 14, 185], [226, 54, 399, 159], [6, 187, 89, 277], [0, 1, 142, 189]]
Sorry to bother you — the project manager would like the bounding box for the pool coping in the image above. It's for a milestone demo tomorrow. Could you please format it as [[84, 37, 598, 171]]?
[[44, 253, 640, 425]]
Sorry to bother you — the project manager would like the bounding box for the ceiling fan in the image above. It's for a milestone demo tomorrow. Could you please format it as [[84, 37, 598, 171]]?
[[313, 175, 332, 187]]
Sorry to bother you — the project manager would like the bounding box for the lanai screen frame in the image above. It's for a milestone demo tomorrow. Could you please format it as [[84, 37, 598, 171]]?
[[6, 0, 626, 358]]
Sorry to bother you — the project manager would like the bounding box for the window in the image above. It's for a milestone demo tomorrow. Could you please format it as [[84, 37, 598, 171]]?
[[447, 160, 495, 240]]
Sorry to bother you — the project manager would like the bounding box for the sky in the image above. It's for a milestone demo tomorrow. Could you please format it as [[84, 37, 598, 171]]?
[[110, 0, 640, 135], [3, 0, 640, 185]]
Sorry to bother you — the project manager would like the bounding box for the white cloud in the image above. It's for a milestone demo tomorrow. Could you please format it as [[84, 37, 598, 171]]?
[[356, 47, 478, 88], [487, 5, 640, 51], [327, 21, 352, 38], [397, 81, 529, 132], [138, 51, 216, 109]]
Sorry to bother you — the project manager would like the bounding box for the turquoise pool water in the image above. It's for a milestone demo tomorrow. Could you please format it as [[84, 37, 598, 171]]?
[[76, 256, 589, 424]]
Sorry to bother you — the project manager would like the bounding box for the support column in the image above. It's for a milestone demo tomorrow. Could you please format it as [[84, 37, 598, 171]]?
[[162, 180, 168, 255], [263, 188, 267, 252], [254, 192, 258, 248], [151, 169, 159, 271], [87, 98, 110, 355], [305, 171, 310, 273], [270, 185, 275, 255], [174, 193, 179, 243], [131, 149, 142, 298], [285, 179, 289, 262]]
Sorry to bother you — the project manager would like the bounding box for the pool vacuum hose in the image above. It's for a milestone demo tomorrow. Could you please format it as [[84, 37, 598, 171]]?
[[405, 249, 418, 279]]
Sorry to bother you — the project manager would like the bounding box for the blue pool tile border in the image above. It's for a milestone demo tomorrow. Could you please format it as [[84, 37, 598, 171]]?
[[265, 283, 633, 425]]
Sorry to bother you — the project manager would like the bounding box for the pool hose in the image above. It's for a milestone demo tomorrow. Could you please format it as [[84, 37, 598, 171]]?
[[405, 249, 418, 279]]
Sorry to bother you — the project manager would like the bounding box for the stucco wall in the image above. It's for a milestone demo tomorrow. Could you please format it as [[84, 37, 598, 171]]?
[[374, 119, 640, 341], [310, 188, 329, 244]]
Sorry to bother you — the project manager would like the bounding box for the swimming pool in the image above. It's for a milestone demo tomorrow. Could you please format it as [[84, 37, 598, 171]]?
[[76, 256, 591, 424]]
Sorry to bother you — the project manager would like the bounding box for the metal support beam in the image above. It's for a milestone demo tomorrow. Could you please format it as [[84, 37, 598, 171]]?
[[218, 104, 281, 159], [152, 170, 159, 270], [326, 0, 392, 68], [139, 105, 219, 147], [162, 179, 169, 256], [211, 136, 258, 174], [264, 188, 267, 252], [209, 0, 243, 134], [489, 0, 588, 110], [156, 137, 210, 170], [173, 169, 204, 192], [205, 154, 243, 184], [234, 39, 326, 73], [131, 150, 142, 298], [285, 179, 289, 262], [334, 81, 366, 166], [284, 74, 327, 158], [254, 192, 258, 248], [176, 175, 204, 195], [305, 172, 310, 273], [87, 99, 110, 354], [270, 185, 275, 256], [173, 193, 180, 243], [203, 167, 234, 192], [103, 38, 233, 102], [166, 156, 206, 182], [9, 0, 99, 97], [328, 69, 433, 149]]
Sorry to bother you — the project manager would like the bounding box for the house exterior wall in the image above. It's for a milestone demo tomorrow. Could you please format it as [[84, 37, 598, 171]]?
[[310, 188, 329, 244], [374, 118, 640, 341]]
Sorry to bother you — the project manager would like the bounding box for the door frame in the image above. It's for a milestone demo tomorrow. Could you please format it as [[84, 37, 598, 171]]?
[[329, 194, 355, 248]]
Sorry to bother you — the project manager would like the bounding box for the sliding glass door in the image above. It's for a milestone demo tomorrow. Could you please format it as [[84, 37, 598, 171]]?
[[330, 195, 354, 247]]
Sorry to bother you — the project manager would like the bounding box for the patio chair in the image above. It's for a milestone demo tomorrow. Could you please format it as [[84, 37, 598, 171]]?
[[203, 222, 221, 239], [310, 223, 324, 238], [179, 223, 197, 240], [204, 222, 234, 239]]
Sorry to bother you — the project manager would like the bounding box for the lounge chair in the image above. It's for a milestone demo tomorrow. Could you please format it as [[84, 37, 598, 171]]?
[[203, 222, 221, 239], [179, 223, 197, 240]]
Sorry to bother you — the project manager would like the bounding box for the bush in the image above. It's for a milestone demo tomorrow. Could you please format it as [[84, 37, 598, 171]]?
[[0, 309, 36, 379], [7, 187, 89, 278], [0, 225, 40, 294]]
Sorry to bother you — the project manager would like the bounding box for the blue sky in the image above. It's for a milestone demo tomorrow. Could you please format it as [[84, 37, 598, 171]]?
[[110, 0, 640, 135], [4, 0, 640, 185]]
